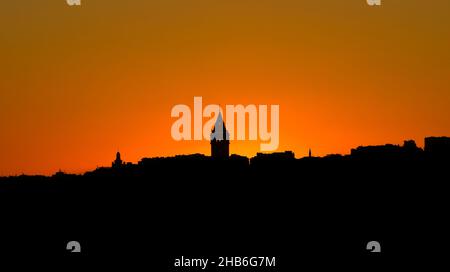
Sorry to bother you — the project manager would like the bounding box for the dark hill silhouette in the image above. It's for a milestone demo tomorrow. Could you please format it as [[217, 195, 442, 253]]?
[[0, 137, 449, 263]]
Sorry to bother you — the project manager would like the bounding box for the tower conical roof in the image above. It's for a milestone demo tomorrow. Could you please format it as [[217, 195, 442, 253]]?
[[211, 112, 229, 141]]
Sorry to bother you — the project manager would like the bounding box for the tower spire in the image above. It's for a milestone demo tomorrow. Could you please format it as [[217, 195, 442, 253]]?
[[210, 112, 230, 159]]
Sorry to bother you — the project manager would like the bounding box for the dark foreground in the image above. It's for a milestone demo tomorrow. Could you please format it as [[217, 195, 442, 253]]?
[[0, 155, 448, 268]]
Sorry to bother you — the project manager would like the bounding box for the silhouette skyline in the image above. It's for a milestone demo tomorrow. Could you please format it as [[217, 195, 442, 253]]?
[[2, 0, 450, 261], [1, 134, 449, 258], [1, 135, 449, 178], [2, 1, 450, 177]]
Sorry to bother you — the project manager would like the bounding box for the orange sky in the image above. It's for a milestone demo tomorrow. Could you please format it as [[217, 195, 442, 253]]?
[[1, 0, 450, 176]]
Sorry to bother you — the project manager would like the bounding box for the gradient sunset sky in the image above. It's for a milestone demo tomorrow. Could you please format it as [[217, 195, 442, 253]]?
[[1, 0, 450, 175]]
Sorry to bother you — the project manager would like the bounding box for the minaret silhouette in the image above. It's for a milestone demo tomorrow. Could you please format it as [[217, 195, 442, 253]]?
[[112, 151, 123, 168], [210, 112, 230, 159], [309, 148, 312, 158]]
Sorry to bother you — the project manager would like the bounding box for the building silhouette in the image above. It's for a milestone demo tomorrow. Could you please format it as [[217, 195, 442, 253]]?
[[425, 136, 450, 159], [112, 151, 124, 168], [250, 151, 295, 167], [350, 140, 422, 160], [210, 112, 230, 159]]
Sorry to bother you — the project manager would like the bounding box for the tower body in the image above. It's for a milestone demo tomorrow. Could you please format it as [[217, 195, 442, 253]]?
[[210, 113, 230, 159]]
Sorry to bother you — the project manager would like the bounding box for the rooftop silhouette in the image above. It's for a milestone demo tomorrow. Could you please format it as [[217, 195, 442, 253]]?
[[1, 136, 449, 179], [1, 135, 449, 258]]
